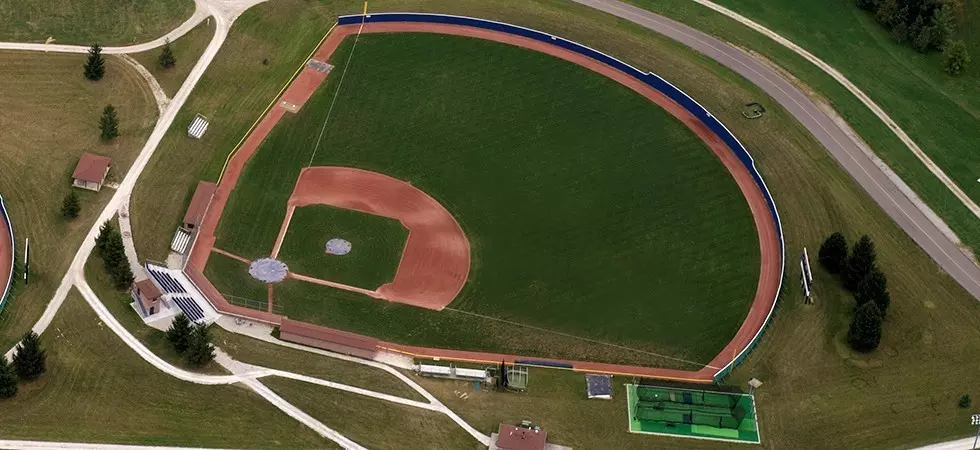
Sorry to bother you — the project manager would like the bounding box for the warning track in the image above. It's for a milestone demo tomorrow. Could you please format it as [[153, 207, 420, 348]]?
[[0, 195, 12, 313], [185, 19, 782, 383]]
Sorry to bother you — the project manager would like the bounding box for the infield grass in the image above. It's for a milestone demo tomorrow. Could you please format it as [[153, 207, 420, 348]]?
[[129, 0, 980, 447], [214, 32, 759, 365], [0, 291, 328, 447], [278, 205, 408, 289], [0, 0, 195, 45], [131, 18, 216, 97], [0, 52, 157, 350]]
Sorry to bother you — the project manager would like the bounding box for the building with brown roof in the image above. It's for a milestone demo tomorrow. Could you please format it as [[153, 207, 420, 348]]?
[[131, 278, 164, 317], [182, 181, 217, 230], [490, 423, 570, 450], [71, 153, 112, 192], [279, 318, 378, 359]]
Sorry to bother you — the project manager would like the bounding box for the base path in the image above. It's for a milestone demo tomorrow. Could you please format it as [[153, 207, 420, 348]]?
[[186, 20, 780, 382]]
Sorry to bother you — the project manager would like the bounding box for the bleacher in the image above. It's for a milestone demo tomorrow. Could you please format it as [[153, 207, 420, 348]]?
[[172, 296, 205, 322], [148, 268, 187, 294]]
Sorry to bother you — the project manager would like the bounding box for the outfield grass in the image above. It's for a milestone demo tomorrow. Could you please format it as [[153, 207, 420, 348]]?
[[279, 205, 409, 289], [0, 291, 330, 447], [131, 18, 216, 97], [0, 52, 157, 350], [214, 32, 759, 364], [625, 0, 980, 259], [129, 0, 980, 446], [263, 377, 478, 449], [0, 0, 195, 45]]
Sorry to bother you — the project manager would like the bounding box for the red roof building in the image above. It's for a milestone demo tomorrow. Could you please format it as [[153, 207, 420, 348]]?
[[492, 424, 548, 450], [131, 278, 164, 317], [71, 153, 112, 192], [279, 318, 378, 360], [182, 181, 217, 229]]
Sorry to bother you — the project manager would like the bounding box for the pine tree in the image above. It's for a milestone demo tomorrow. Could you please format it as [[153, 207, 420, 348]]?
[[99, 104, 119, 141], [186, 323, 215, 366], [944, 40, 971, 76], [95, 220, 115, 254], [843, 235, 877, 291], [158, 38, 176, 69], [818, 232, 849, 274], [166, 313, 193, 354], [83, 44, 105, 81], [0, 355, 17, 398], [61, 191, 80, 219], [12, 331, 46, 381], [855, 267, 891, 316], [930, 4, 956, 50], [847, 301, 883, 352]]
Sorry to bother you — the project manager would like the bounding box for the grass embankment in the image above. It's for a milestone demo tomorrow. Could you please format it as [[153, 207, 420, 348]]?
[[130, 0, 980, 447], [278, 205, 409, 289], [0, 292, 328, 447], [0, 52, 156, 350], [0, 0, 196, 45], [264, 377, 477, 449], [214, 33, 759, 365], [627, 0, 980, 258], [131, 18, 216, 97]]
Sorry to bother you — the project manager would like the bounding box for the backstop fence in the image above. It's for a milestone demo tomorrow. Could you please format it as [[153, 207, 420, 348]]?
[[0, 193, 15, 313], [336, 12, 786, 383]]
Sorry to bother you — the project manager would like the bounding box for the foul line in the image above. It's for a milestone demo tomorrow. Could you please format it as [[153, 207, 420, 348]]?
[[306, 8, 368, 167], [442, 307, 713, 369]]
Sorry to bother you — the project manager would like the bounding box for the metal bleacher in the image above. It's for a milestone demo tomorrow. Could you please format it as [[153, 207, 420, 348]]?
[[172, 296, 204, 322], [148, 268, 187, 294]]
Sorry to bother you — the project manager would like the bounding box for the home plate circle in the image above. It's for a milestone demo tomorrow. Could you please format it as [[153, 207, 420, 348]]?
[[325, 238, 352, 255], [249, 258, 289, 283]]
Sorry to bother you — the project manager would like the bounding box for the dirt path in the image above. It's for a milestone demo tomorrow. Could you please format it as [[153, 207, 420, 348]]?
[[186, 21, 781, 382]]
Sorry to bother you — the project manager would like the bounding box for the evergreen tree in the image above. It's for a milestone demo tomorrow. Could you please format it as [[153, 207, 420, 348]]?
[[843, 235, 877, 291], [944, 40, 971, 75], [166, 313, 193, 354], [818, 232, 849, 274], [12, 331, 46, 381], [0, 355, 17, 398], [158, 39, 176, 69], [61, 191, 80, 219], [855, 267, 891, 316], [930, 4, 956, 49], [95, 220, 116, 254], [99, 104, 119, 141], [847, 301, 883, 352], [186, 323, 215, 366], [83, 44, 105, 81]]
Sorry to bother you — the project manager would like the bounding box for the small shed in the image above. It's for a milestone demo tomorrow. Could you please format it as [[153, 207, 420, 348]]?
[[187, 114, 209, 139], [71, 153, 112, 191], [490, 423, 570, 450], [131, 278, 164, 317], [182, 181, 216, 230]]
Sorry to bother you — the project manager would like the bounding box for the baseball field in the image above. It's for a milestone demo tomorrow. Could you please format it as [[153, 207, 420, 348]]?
[[202, 30, 763, 367]]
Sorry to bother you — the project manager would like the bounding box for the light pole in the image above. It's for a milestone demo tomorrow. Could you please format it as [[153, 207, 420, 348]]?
[[972, 414, 980, 450]]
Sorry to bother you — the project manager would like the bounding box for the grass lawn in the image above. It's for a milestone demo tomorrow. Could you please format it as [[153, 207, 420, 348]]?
[[214, 32, 759, 364], [263, 377, 479, 450], [129, 0, 980, 447], [625, 0, 980, 259], [0, 0, 195, 46], [0, 291, 330, 447], [131, 18, 216, 97], [279, 205, 408, 289], [204, 250, 269, 309], [0, 52, 157, 351], [210, 325, 424, 400]]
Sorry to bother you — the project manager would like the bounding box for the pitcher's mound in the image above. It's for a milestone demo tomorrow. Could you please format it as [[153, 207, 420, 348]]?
[[325, 238, 352, 255], [249, 258, 289, 283]]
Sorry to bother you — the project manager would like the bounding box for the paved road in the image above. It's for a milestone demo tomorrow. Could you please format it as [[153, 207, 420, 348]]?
[[574, 0, 980, 301]]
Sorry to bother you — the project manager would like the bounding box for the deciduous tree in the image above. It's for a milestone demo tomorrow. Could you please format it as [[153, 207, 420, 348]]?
[[943, 40, 971, 75]]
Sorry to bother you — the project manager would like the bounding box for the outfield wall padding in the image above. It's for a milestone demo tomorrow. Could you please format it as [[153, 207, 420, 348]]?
[[339, 13, 786, 383], [0, 194, 15, 313]]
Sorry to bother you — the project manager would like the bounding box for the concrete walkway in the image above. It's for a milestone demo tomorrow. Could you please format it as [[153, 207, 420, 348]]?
[[0, 442, 231, 450]]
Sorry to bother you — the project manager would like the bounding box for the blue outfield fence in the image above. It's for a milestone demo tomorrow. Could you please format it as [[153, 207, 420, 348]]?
[[0, 194, 14, 313], [337, 13, 786, 383]]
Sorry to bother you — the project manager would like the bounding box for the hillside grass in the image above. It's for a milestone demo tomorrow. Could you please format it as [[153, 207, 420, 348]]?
[[129, 0, 980, 447], [0, 0, 195, 45], [0, 291, 329, 447], [0, 52, 157, 350], [278, 205, 408, 289], [131, 18, 216, 97], [213, 32, 759, 364]]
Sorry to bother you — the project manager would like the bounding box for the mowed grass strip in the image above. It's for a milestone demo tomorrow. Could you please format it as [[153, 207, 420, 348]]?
[[0, 51, 157, 350], [279, 205, 408, 289], [0, 291, 328, 447], [0, 0, 195, 45], [263, 377, 478, 450], [215, 33, 759, 363], [131, 18, 216, 97]]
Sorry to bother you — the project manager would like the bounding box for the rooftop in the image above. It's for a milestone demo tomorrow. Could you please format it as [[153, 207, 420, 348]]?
[[494, 424, 547, 450], [72, 153, 112, 184], [183, 181, 217, 227]]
